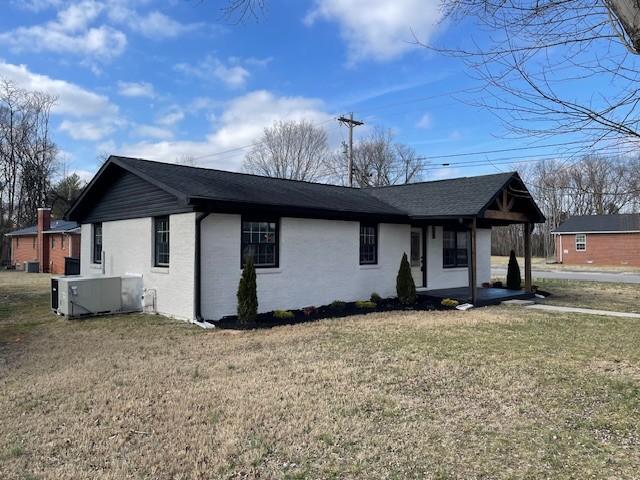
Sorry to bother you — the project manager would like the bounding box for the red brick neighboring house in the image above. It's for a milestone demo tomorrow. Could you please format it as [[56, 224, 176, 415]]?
[[6, 208, 80, 274], [553, 214, 640, 267]]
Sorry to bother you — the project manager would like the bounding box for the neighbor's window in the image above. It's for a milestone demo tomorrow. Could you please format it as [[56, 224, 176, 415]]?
[[575, 233, 586, 251], [443, 229, 468, 268], [241, 219, 278, 268], [51, 237, 55, 249], [359, 223, 378, 265], [154, 216, 170, 267], [32, 237, 36, 249], [410, 230, 421, 267], [61, 235, 65, 250], [92, 223, 102, 264], [16, 237, 19, 248]]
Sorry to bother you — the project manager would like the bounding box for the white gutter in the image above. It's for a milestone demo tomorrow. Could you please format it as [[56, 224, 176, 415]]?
[[552, 230, 640, 235]]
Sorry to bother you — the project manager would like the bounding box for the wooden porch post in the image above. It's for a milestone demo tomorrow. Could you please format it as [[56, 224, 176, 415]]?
[[524, 222, 532, 292], [468, 218, 477, 304]]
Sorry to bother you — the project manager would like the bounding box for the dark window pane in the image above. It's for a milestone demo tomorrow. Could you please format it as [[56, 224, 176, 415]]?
[[410, 231, 421, 266], [443, 229, 469, 268], [93, 223, 102, 264], [359, 223, 378, 264], [154, 216, 170, 267], [241, 220, 278, 267]]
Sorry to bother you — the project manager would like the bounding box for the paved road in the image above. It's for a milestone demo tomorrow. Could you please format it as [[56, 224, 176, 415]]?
[[491, 267, 640, 284]]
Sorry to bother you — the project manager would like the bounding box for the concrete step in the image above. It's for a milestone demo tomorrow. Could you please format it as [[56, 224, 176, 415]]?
[[501, 299, 536, 306]]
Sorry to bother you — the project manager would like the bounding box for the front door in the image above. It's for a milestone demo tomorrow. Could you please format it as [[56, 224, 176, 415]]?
[[410, 228, 424, 288]]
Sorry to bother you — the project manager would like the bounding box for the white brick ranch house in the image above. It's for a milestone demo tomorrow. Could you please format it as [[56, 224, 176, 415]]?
[[65, 156, 545, 322]]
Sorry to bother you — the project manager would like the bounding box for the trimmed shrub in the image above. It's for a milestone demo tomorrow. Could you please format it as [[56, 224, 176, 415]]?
[[237, 258, 258, 324], [370, 292, 382, 304], [506, 250, 522, 290], [355, 300, 376, 309], [396, 253, 416, 305], [441, 298, 459, 308], [273, 310, 294, 320], [329, 300, 346, 312], [303, 306, 317, 317]]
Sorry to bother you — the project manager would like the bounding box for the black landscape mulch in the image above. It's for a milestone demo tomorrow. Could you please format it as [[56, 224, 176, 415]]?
[[211, 296, 449, 330]]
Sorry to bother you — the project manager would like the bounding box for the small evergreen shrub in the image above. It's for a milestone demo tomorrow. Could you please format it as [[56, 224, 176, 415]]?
[[370, 292, 382, 304], [441, 298, 459, 308], [506, 249, 522, 290], [329, 300, 346, 312], [355, 300, 376, 309], [396, 253, 417, 305], [237, 258, 258, 324], [303, 306, 317, 317], [273, 310, 294, 319]]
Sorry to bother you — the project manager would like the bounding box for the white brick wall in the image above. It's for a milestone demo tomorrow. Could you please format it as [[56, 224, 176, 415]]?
[[200, 214, 411, 320], [79, 213, 494, 322], [80, 213, 196, 320]]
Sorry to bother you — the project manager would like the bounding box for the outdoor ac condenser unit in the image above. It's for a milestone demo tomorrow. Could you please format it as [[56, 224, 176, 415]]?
[[24, 261, 39, 273], [51, 275, 143, 318]]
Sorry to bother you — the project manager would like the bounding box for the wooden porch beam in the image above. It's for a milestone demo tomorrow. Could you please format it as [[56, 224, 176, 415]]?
[[524, 222, 532, 293], [468, 218, 477, 304], [484, 209, 530, 222]]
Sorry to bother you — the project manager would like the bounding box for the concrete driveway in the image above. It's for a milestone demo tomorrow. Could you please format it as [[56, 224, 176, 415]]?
[[491, 266, 640, 284]]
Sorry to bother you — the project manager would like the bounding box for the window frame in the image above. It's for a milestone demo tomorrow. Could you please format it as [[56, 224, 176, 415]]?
[[442, 228, 469, 268], [240, 217, 280, 269], [92, 223, 102, 264], [575, 233, 587, 252], [51, 236, 55, 249], [153, 216, 170, 268], [61, 235, 65, 250], [410, 230, 421, 267], [359, 222, 378, 265], [32, 236, 36, 249]]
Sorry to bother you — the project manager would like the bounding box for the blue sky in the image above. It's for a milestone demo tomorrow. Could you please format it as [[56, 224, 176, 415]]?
[[0, 0, 607, 182]]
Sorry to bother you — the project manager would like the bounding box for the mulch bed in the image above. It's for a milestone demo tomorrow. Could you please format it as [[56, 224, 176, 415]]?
[[211, 296, 449, 330]]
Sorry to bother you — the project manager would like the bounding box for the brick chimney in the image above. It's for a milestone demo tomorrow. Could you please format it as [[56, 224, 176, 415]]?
[[37, 208, 51, 273]]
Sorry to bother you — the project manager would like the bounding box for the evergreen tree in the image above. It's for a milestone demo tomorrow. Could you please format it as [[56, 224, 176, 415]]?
[[506, 249, 522, 290], [237, 257, 258, 323], [396, 253, 417, 305]]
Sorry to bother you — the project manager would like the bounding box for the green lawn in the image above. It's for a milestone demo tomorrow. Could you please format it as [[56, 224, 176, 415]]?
[[1, 271, 639, 479]]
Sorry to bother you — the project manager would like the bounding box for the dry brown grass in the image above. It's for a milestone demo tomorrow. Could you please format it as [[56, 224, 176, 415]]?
[[492, 255, 640, 272], [1, 271, 640, 479], [534, 278, 640, 313]]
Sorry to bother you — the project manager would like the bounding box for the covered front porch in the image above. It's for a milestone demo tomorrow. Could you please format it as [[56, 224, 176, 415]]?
[[419, 286, 533, 307], [404, 173, 545, 306]]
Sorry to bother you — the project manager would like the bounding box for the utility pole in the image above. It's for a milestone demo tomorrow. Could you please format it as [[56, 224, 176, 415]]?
[[338, 113, 364, 187]]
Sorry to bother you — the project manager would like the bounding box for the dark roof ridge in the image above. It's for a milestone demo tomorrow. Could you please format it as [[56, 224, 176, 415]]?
[[366, 171, 516, 189], [112, 155, 366, 192]]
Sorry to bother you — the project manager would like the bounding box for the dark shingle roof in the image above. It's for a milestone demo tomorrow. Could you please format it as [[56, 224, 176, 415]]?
[[115, 156, 406, 217], [113, 157, 522, 219], [364, 172, 516, 218], [6, 220, 79, 236], [554, 214, 640, 233]]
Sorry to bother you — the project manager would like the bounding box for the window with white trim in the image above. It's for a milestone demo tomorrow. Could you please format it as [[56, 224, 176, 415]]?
[[575, 233, 586, 251], [92, 223, 102, 264]]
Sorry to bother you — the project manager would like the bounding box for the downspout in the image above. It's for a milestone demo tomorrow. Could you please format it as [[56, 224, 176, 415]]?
[[194, 212, 210, 322]]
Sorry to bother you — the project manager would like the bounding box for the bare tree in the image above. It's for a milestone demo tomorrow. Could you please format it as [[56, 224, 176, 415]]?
[[0, 78, 58, 265], [325, 128, 425, 187], [430, 0, 640, 147], [243, 120, 329, 181]]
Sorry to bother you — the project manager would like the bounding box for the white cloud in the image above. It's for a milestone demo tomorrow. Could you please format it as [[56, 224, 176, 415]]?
[[305, 0, 443, 63], [133, 124, 174, 140], [59, 119, 116, 141], [106, 5, 200, 39], [416, 113, 432, 129], [174, 56, 251, 89], [156, 109, 185, 126], [0, 1, 127, 60], [0, 60, 118, 117], [117, 80, 155, 98], [120, 90, 331, 170]]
